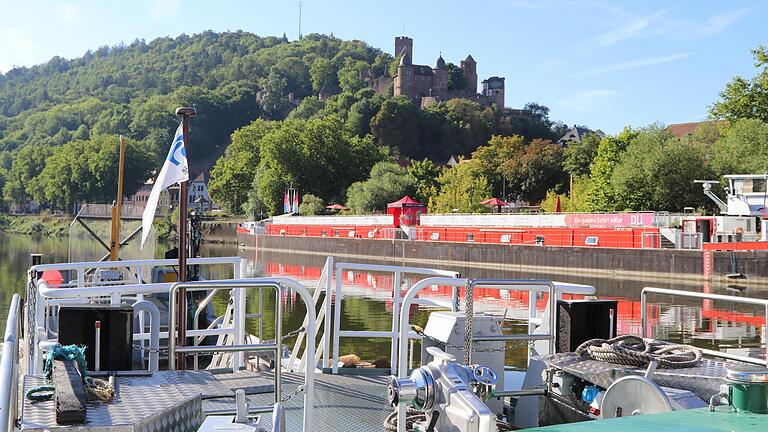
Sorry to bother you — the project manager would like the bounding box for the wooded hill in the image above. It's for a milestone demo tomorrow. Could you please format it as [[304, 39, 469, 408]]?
[[0, 30, 568, 211]]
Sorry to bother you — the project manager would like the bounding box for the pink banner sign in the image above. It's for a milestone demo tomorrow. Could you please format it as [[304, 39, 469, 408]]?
[[564, 213, 654, 228]]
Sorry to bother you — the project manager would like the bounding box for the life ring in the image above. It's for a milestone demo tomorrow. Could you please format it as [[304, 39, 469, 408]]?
[[735, 227, 744, 234]]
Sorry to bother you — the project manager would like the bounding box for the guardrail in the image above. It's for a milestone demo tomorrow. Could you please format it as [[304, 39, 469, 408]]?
[[27, 256, 245, 375], [168, 278, 316, 432], [0, 294, 20, 432], [331, 263, 461, 374], [641, 287, 768, 367]]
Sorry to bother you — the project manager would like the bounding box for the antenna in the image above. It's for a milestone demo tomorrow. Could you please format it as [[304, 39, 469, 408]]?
[[298, 2, 302, 40]]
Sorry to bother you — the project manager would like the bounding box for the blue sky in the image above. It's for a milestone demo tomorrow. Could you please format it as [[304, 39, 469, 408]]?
[[0, 0, 764, 133]]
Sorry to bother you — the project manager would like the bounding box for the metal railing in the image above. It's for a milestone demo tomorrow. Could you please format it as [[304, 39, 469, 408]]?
[[168, 278, 316, 432], [394, 277, 566, 432], [0, 294, 20, 432], [331, 263, 461, 373], [27, 256, 244, 375], [641, 287, 768, 367]]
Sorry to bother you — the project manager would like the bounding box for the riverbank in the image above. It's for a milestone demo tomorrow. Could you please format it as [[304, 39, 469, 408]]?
[[0, 214, 71, 236]]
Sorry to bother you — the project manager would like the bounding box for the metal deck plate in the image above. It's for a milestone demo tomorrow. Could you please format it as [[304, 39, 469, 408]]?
[[203, 372, 392, 432], [21, 372, 208, 431], [542, 353, 728, 401]]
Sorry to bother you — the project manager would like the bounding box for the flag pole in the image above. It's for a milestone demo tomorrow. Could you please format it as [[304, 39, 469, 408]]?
[[174, 106, 195, 370], [109, 135, 126, 261]]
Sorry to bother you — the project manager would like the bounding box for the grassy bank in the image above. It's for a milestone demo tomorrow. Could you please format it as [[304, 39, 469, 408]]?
[[0, 214, 71, 236]]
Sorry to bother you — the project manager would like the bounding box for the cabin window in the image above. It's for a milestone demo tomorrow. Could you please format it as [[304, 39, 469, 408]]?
[[279, 229, 286, 235], [467, 233, 475, 242], [301, 228, 306, 236], [500, 234, 511, 243], [535, 235, 545, 246], [753, 179, 766, 193], [585, 236, 599, 246], [430, 232, 440, 241], [367, 231, 375, 238], [321, 230, 327, 237], [348, 230, 355, 238], [334, 230, 341, 237]]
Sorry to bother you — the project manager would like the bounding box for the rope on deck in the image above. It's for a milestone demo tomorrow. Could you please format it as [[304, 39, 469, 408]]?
[[575, 335, 702, 368]]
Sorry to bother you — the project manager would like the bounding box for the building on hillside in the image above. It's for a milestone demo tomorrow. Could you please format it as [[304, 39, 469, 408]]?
[[666, 121, 723, 139], [557, 126, 600, 147], [368, 36, 506, 109], [188, 172, 214, 213]]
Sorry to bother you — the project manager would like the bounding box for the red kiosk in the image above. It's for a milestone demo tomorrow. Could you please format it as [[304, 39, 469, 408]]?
[[387, 196, 426, 227]]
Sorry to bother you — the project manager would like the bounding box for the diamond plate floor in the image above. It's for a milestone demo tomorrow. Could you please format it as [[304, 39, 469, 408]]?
[[542, 353, 728, 402], [203, 372, 392, 432]]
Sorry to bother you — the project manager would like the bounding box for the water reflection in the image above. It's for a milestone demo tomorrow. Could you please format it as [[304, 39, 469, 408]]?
[[0, 233, 764, 367]]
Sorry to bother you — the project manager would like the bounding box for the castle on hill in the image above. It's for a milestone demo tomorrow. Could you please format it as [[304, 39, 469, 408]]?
[[367, 36, 505, 109]]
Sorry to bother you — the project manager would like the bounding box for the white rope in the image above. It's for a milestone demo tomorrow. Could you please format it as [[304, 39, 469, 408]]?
[[576, 335, 701, 369]]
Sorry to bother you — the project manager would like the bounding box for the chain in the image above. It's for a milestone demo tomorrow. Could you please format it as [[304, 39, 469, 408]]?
[[281, 326, 305, 341], [132, 344, 169, 354], [464, 279, 474, 364], [278, 384, 304, 403]]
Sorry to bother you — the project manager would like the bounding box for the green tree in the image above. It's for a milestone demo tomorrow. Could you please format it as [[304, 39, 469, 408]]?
[[471, 134, 526, 196], [429, 161, 491, 213], [261, 71, 289, 119], [446, 63, 466, 91], [612, 126, 712, 211], [407, 158, 442, 204], [4, 144, 53, 205], [709, 118, 768, 176], [310, 58, 336, 93], [711, 46, 768, 122], [208, 120, 274, 214], [584, 128, 638, 211], [563, 132, 601, 177], [337, 59, 368, 94], [346, 95, 383, 137], [499, 138, 566, 202], [370, 96, 420, 156], [346, 162, 415, 214], [299, 193, 325, 215]]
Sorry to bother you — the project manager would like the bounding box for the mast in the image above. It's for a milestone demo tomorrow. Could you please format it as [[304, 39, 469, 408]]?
[[109, 135, 127, 261], [174, 106, 196, 370]]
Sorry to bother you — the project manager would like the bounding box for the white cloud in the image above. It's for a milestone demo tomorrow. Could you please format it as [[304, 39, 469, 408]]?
[[595, 9, 669, 46], [558, 89, 617, 112], [148, 0, 182, 21], [594, 8, 747, 46], [55, 2, 80, 24], [0, 28, 40, 73], [570, 52, 693, 78]]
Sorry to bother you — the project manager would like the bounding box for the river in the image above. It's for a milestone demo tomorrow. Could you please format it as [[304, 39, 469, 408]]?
[[0, 233, 765, 367]]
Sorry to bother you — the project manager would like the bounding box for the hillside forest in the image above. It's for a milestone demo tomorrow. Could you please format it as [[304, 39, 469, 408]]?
[[1, 32, 767, 217]]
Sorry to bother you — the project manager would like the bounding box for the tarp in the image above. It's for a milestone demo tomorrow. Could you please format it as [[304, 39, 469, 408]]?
[[387, 195, 424, 208], [480, 197, 508, 206]]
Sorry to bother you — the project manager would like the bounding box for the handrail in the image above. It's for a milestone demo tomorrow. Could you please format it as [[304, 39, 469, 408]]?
[[168, 278, 316, 432], [394, 277, 559, 432], [0, 293, 20, 432], [287, 256, 332, 373], [30, 256, 242, 272], [641, 287, 768, 367], [132, 300, 160, 372], [332, 263, 461, 373]]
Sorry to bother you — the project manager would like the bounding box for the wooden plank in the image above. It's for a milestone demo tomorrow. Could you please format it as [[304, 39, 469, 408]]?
[[53, 360, 87, 425]]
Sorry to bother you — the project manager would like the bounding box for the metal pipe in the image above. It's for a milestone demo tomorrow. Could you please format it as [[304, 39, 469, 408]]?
[[132, 300, 160, 372], [275, 283, 283, 402], [0, 294, 20, 432], [94, 321, 101, 372], [494, 388, 547, 398], [30, 256, 241, 273], [473, 334, 551, 342], [174, 343, 278, 354]]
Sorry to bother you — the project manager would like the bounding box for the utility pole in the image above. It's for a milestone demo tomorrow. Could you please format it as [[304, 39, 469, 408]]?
[[298, 2, 302, 40], [174, 106, 195, 370], [109, 135, 126, 261]]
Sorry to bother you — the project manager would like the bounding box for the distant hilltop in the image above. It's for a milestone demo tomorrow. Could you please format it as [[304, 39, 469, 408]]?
[[362, 36, 505, 109]]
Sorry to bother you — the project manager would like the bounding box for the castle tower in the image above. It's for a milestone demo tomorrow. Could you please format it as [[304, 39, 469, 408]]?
[[482, 76, 505, 108], [432, 55, 448, 100], [460, 54, 477, 96], [393, 47, 415, 99], [395, 36, 413, 60]]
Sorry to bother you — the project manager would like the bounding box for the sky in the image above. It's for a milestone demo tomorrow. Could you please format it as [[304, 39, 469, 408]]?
[[0, 0, 764, 134]]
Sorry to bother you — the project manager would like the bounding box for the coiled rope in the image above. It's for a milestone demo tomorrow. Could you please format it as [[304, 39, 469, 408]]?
[[25, 344, 114, 402], [575, 335, 702, 369]]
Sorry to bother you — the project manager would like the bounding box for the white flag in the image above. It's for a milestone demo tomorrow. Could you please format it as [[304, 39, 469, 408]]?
[[140, 122, 189, 248]]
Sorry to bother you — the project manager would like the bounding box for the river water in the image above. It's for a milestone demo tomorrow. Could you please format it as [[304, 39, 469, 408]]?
[[1, 233, 765, 367]]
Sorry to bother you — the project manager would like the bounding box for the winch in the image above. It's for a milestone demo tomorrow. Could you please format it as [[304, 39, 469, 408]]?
[[388, 347, 498, 432], [717, 364, 768, 414]]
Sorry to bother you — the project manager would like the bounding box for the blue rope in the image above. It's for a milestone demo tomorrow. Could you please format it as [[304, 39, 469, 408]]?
[[26, 344, 88, 402]]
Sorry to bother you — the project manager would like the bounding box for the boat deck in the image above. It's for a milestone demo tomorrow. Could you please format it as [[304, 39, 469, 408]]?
[[21, 370, 391, 432]]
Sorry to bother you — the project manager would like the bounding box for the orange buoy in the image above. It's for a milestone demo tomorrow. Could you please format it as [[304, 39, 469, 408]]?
[[40, 270, 63, 287]]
